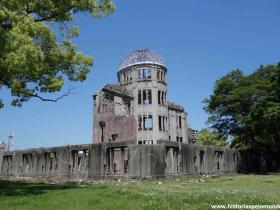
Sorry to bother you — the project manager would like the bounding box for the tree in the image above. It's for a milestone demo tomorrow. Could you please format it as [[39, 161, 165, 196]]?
[[0, 0, 115, 108], [197, 128, 228, 147], [204, 64, 280, 149]]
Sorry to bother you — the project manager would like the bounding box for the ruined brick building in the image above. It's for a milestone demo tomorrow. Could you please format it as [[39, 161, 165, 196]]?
[[93, 49, 188, 145], [0, 49, 239, 179]]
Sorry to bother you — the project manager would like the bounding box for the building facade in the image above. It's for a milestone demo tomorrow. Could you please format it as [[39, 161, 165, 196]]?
[[0, 49, 240, 179], [93, 49, 188, 145]]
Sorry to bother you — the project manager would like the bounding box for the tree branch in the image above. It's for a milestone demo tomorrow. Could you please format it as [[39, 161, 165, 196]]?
[[35, 13, 60, 22], [0, 21, 12, 30], [25, 0, 32, 14], [29, 88, 75, 102], [34, 5, 75, 22]]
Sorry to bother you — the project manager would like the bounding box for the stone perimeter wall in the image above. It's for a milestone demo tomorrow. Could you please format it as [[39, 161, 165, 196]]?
[[0, 142, 239, 179]]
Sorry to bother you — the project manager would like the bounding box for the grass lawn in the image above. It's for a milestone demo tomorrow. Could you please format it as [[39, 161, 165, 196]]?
[[0, 174, 279, 210]]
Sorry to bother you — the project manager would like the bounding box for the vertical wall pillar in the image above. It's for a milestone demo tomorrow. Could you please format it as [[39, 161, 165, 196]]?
[[56, 147, 71, 178], [0, 145, 5, 175], [88, 144, 104, 179]]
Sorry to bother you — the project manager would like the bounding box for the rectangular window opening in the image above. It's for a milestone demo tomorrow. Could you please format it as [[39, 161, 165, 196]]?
[[158, 90, 161, 105], [179, 116, 182, 129], [143, 69, 147, 79], [138, 70, 142, 79], [138, 115, 142, 130], [161, 91, 164, 105], [147, 69, 152, 79], [143, 90, 148, 104], [138, 90, 141, 105], [124, 160, 128, 173], [148, 89, 152, 104], [112, 134, 118, 141], [144, 115, 153, 130], [114, 163, 117, 173]]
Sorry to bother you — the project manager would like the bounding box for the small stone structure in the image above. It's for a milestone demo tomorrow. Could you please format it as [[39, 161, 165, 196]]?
[[0, 49, 240, 179]]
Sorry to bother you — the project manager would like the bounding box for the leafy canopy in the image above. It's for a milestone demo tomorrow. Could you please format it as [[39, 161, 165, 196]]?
[[197, 128, 228, 147], [0, 0, 115, 108], [204, 64, 280, 149]]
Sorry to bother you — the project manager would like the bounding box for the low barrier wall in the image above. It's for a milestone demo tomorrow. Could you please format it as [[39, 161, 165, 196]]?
[[0, 142, 239, 179]]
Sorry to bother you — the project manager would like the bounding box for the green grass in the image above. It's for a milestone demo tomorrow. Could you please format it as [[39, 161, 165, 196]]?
[[0, 174, 280, 210]]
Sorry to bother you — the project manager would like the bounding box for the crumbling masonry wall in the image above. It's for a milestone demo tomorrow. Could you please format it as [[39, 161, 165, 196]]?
[[0, 142, 240, 179], [0, 144, 90, 179], [93, 90, 137, 144], [180, 144, 239, 175]]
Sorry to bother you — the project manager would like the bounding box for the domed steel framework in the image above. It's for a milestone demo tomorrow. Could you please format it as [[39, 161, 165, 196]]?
[[119, 49, 166, 70]]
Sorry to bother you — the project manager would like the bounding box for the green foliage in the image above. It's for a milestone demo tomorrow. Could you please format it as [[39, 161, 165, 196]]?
[[1, 175, 280, 210], [0, 0, 115, 107], [204, 64, 280, 149], [197, 128, 228, 147]]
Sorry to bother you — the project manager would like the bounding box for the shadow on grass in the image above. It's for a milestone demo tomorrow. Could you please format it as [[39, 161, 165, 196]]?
[[0, 180, 79, 197]]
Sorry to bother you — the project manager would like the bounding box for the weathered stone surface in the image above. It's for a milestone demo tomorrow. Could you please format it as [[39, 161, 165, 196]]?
[[88, 144, 104, 179], [180, 144, 239, 175], [0, 143, 240, 179], [0, 144, 91, 179], [128, 145, 165, 178]]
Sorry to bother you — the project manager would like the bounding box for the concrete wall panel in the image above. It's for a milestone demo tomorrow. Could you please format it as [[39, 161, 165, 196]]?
[[1, 143, 240, 179], [128, 145, 165, 178]]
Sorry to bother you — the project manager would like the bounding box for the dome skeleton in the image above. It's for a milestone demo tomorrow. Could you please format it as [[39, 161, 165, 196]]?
[[119, 49, 166, 70]]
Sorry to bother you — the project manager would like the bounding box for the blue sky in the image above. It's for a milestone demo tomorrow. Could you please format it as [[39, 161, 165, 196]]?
[[1, 0, 280, 149]]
